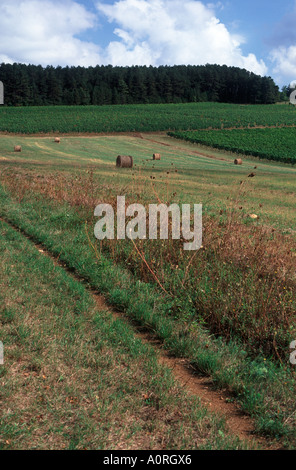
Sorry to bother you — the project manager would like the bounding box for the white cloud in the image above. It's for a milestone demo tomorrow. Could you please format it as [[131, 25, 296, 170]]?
[[96, 0, 267, 75], [267, 1, 296, 86], [0, 0, 267, 76], [270, 46, 296, 86], [270, 45, 296, 88], [0, 0, 102, 66]]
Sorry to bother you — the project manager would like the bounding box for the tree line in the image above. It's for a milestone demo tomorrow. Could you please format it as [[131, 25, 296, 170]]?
[[0, 62, 281, 106]]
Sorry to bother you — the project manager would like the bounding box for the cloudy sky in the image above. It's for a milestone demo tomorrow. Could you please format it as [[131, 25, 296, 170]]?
[[0, 0, 296, 87]]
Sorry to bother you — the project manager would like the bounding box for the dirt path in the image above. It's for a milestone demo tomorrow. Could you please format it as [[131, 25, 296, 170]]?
[[0, 216, 281, 450]]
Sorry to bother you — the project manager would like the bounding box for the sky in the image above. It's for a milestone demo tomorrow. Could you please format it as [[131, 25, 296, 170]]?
[[0, 0, 296, 88]]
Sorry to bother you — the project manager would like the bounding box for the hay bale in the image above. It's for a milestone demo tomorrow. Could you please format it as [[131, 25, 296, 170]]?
[[153, 153, 161, 161], [14, 145, 22, 152], [234, 158, 242, 165], [116, 155, 133, 168], [54, 137, 60, 143], [249, 214, 259, 220]]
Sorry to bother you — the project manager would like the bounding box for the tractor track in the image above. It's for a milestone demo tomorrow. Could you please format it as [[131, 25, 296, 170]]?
[[0, 215, 282, 450]]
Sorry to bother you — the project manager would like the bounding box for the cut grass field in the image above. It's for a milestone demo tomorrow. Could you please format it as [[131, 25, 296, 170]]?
[[1, 132, 296, 231], [0, 130, 296, 449]]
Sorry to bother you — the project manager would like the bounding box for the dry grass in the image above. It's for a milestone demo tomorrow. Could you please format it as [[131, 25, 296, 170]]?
[[1, 165, 296, 359]]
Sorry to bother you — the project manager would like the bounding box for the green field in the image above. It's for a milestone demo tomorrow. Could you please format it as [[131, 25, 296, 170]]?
[[0, 101, 296, 134], [1, 103, 296, 449], [169, 127, 296, 164]]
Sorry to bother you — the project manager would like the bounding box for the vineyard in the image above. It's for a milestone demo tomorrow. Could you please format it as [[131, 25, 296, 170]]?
[[0, 101, 296, 134], [169, 127, 296, 164]]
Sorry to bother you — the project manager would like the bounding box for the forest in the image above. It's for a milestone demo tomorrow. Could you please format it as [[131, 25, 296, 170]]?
[[0, 62, 281, 106]]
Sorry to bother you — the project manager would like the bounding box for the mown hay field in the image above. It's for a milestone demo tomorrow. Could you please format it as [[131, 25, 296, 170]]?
[[1, 132, 296, 231]]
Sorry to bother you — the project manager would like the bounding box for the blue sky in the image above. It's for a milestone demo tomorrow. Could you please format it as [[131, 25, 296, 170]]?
[[1, 0, 296, 87]]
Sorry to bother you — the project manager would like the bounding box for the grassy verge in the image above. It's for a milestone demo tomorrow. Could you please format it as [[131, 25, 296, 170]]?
[[0, 219, 250, 450], [0, 184, 295, 447]]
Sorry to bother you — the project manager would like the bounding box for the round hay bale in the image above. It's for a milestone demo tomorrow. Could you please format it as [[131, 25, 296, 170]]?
[[14, 145, 22, 152], [116, 155, 133, 168], [234, 158, 242, 165], [249, 214, 259, 220], [54, 137, 60, 143], [153, 153, 161, 161]]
